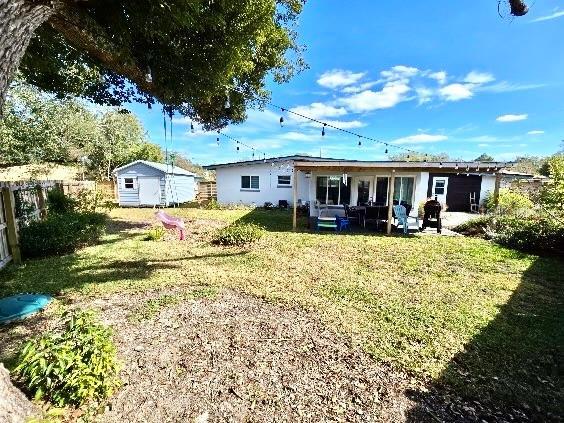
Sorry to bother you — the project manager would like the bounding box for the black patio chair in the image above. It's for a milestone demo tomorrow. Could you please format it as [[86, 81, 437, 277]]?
[[278, 200, 289, 210]]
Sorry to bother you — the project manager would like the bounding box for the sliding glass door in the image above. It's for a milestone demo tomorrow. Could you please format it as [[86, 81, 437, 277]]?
[[393, 177, 415, 205]]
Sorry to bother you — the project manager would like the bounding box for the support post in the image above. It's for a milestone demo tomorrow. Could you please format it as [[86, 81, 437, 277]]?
[[292, 168, 298, 231], [492, 172, 501, 213], [1, 187, 21, 264], [36, 184, 46, 219], [386, 171, 396, 235]]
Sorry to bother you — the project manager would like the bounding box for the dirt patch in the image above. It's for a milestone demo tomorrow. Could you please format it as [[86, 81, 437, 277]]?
[[74, 289, 419, 422]]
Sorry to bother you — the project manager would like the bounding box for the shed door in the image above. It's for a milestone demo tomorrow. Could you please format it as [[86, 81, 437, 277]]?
[[432, 177, 449, 208], [138, 177, 161, 205]]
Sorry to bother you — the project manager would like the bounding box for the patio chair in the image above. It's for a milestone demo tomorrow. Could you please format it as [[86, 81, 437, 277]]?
[[335, 215, 351, 232], [344, 204, 361, 225], [279, 200, 289, 210], [393, 205, 419, 234]]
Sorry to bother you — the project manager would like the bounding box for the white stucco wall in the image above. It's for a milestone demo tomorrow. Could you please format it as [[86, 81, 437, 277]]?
[[413, 172, 429, 208], [215, 161, 308, 206], [480, 175, 496, 204]]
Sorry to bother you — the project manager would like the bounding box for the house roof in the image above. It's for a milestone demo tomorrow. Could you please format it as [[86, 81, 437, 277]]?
[[113, 160, 197, 176], [204, 155, 512, 173], [203, 155, 345, 170]]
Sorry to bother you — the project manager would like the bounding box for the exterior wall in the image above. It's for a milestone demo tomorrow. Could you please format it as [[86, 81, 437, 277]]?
[[116, 162, 165, 207], [414, 172, 429, 209], [215, 161, 308, 206], [164, 174, 196, 205], [480, 175, 496, 205]]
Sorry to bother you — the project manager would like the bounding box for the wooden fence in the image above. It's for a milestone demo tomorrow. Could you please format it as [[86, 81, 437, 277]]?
[[197, 181, 217, 202], [0, 180, 96, 270]]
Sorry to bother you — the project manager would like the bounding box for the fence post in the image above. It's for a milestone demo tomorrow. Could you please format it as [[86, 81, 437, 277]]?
[[1, 187, 22, 264], [36, 184, 47, 219], [493, 173, 501, 212]]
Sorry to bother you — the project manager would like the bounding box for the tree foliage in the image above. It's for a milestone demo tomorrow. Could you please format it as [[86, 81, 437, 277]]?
[[0, 82, 163, 180], [539, 155, 564, 210], [15, 0, 306, 129], [511, 156, 548, 176], [474, 153, 494, 162], [388, 152, 453, 162]]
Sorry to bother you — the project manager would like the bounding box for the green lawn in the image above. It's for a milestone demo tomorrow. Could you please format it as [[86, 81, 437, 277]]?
[[1, 207, 562, 416]]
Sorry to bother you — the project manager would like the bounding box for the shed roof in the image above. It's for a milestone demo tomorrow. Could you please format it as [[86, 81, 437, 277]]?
[[113, 160, 197, 176]]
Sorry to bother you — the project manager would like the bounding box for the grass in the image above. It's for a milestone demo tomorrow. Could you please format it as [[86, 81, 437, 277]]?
[[1, 207, 562, 416]]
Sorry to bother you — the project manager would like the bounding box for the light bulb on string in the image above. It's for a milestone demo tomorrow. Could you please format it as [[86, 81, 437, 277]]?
[[190, 122, 195, 133], [439, 162, 443, 168], [385, 148, 388, 154], [279, 116, 284, 127], [321, 124, 326, 137], [358, 140, 362, 147], [145, 66, 152, 83], [455, 163, 459, 170], [216, 137, 220, 146]]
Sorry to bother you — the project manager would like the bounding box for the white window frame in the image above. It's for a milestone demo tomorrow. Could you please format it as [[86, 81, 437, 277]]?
[[277, 175, 292, 188], [241, 175, 260, 191], [393, 175, 416, 205], [123, 177, 136, 190]]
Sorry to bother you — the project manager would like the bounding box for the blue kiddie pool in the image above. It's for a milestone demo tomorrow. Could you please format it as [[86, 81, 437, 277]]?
[[0, 294, 52, 324]]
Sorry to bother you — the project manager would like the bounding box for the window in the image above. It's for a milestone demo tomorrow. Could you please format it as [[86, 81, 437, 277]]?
[[277, 175, 291, 187], [316, 176, 352, 205], [393, 177, 415, 205], [434, 179, 446, 195], [241, 175, 259, 190], [124, 178, 134, 189], [357, 180, 370, 205]]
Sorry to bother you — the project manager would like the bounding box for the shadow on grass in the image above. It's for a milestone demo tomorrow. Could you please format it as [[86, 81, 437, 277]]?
[[0, 216, 248, 298], [406, 255, 564, 421], [232, 208, 418, 238]]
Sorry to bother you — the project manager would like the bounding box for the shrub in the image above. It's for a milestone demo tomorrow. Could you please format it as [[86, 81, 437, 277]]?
[[491, 215, 564, 253], [484, 189, 533, 216], [20, 212, 106, 258], [47, 188, 78, 214], [15, 311, 121, 407], [144, 226, 165, 241], [452, 216, 492, 237], [204, 199, 221, 210], [212, 223, 264, 246]]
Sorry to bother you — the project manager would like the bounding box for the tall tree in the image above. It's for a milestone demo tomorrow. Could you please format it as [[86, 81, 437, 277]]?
[[474, 153, 494, 162], [0, 0, 305, 128]]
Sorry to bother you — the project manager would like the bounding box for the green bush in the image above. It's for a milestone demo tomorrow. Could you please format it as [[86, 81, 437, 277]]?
[[204, 199, 221, 210], [452, 216, 492, 237], [484, 189, 533, 215], [15, 311, 121, 407], [46, 188, 78, 214], [491, 215, 564, 253], [20, 212, 106, 258], [212, 223, 264, 246], [144, 226, 165, 241]]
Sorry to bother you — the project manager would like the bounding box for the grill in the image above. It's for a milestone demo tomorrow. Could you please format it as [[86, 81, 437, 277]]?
[[422, 198, 442, 233]]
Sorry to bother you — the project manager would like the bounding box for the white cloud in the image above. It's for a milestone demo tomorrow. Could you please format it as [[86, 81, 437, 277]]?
[[319, 120, 366, 129], [464, 71, 495, 85], [428, 71, 447, 84], [496, 114, 528, 122], [415, 87, 434, 104], [290, 102, 347, 120], [391, 134, 448, 145], [477, 81, 545, 93], [439, 83, 473, 101], [341, 81, 378, 94], [381, 65, 419, 80], [317, 69, 365, 89], [532, 10, 564, 22], [527, 130, 544, 135], [338, 80, 410, 112]]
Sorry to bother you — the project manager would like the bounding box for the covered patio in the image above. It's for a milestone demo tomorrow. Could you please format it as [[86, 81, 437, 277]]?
[[290, 160, 502, 233]]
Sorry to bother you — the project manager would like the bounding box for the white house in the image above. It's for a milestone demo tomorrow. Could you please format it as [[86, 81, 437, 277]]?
[[113, 160, 199, 207], [204, 155, 508, 226]]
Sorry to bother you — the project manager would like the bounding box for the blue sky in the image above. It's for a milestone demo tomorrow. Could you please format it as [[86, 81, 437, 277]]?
[[127, 0, 564, 165]]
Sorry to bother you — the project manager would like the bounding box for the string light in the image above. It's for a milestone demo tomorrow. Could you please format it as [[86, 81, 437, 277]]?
[[279, 116, 284, 127], [191, 122, 195, 133], [358, 140, 362, 146], [321, 124, 326, 137], [145, 66, 152, 83], [439, 162, 443, 168], [455, 163, 459, 170]]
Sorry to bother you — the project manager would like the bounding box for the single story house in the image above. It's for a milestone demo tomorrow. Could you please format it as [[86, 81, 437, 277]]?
[[204, 155, 511, 230], [113, 160, 199, 207]]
